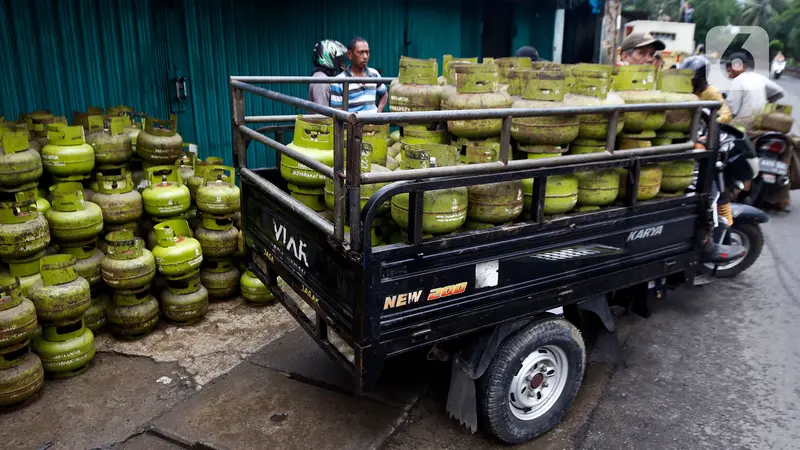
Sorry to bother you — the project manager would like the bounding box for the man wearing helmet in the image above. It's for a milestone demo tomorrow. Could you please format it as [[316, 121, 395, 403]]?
[[308, 40, 347, 106], [677, 55, 732, 123]]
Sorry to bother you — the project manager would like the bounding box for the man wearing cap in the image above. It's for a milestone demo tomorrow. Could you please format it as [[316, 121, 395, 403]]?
[[618, 32, 666, 66]]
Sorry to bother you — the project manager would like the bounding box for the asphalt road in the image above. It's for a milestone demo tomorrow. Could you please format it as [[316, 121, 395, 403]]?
[[579, 75, 800, 450]]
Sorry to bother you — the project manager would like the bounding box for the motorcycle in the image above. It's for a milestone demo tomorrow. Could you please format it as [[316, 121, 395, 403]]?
[[702, 121, 769, 278], [771, 59, 786, 79], [742, 131, 791, 208]]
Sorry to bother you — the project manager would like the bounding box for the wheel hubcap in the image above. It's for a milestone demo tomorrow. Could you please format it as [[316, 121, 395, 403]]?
[[509, 345, 569, 420]]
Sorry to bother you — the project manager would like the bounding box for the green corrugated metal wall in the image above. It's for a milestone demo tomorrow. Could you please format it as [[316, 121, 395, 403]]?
[[0, 0, 169, 121], [1, 0, 562, 168]]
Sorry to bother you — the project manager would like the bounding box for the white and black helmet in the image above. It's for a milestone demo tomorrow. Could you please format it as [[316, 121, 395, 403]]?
[[313, 40, 347, 71]]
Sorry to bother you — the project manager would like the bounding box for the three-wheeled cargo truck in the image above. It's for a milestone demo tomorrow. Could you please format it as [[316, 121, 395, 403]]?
[[229, 75, 721, 444]]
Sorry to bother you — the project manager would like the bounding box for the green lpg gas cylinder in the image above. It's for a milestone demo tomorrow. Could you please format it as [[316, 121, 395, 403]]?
[[29, 112, 65, 148], [281, 117, 334, 187], [200, 257, 240, 300], [97, 221, 139, 254], [464, 145, 524, 224], [612, 65, 667, 133], [45, 182, 103, 242], [0, 251, 45, 295], [196, 165, 240, 215], [0, 279, 38, 349], [142, 165, 191, 217], [451, 136, 500, 164], [100, 230, 156, 290], [160, 275, 208, 325], [83, 286, 109, 333], [240, 271, 276, 305], [194, 215, 238, 258], [522, 152, 579, 215], [659, 159, 696, 193], [0, 130, 43, 188], [41, 124, 95, 177], [92, 171, 143, 224], [146, 214, 195, 250], [291, 184, 327, 212], [0, 345, 44, 405], [0, 195, 51, 259], [1, 120, 42, 153], [33, 318, 95, 378], [27, 255, 91, 325], [511, 70, 580, 148], [506, 68, 535, 100], [390, 57, 443, 129], [391, 144, 467, 234], [136, 116, 183, 164], [445, 64, 513, 139], [569, 139, 619, 208], [563, 64, 625, 140], [657, 69, 699, 133], [151, 219, 203, 280], [617, 165, 664, 201], [85, 116, 134, 165], [59, 240, 104, 286], [495, 57, 533, 88], [187, 157, 223, 199], [107, 287, 159, 340]]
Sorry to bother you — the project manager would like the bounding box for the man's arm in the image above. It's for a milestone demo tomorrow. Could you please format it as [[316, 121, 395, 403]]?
[[701, 87, 733, 123], [375, 78, 389, 112], [765, 78, 785, 103], [330, 83, 344, 110], [725, 83, 743, 118]]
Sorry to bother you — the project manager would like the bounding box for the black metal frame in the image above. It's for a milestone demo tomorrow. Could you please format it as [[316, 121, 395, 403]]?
[[230, 75, 721, 393]]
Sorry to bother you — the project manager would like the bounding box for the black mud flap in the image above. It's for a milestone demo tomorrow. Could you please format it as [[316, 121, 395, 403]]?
[[445, 317, 545, 433], [577, 296, 626, 369]]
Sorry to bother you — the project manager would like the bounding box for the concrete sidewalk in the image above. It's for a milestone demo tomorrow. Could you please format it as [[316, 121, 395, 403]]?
[[0, 298, 427, 450], [1, 290, 628, 450]]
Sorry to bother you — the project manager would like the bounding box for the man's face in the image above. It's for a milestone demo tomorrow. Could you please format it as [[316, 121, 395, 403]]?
[[726, 60, 745, 78], [622, 45, 656, 65], [348, 41, 370, 70]]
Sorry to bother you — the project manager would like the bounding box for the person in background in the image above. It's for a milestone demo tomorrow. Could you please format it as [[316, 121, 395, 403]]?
[[514, 46, 543, 62], [677, 55, 732, 123], [680, 2, 694, 23], [724, 51, 785, 129], [308, 40, 347, 107], [330, 37, 389, 113], [617, 32, 665, 66], [774, 51, 786, 63]]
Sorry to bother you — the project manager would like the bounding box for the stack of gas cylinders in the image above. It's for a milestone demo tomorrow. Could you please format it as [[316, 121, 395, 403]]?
[[0, 106, 274, 407]]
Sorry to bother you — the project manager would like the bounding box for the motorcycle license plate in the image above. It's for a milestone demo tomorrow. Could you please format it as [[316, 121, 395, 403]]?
[[760, 159, 787, 175]]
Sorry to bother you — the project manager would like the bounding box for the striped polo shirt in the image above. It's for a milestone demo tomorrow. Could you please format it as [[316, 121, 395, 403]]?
[[330, 67, 387, 112]]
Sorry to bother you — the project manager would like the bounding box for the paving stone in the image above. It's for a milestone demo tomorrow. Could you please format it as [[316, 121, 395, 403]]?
[[115, 433, 184, 450], [154, 361, 408, 450], [250, 327, 430, 409], [0, 354, 194, 450]]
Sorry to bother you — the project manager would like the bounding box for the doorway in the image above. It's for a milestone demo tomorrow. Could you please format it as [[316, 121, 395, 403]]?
[[481, 0, 514, 58]]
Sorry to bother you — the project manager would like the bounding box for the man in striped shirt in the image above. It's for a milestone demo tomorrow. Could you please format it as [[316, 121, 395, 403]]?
[[330, 37, 389, 113]]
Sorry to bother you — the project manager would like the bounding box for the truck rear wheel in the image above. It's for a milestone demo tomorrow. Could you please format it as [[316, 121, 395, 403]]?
[[477, 317, 586, 444]]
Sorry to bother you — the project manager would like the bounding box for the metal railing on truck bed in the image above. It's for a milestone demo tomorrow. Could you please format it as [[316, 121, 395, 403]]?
[[229, 75, 721, 392]]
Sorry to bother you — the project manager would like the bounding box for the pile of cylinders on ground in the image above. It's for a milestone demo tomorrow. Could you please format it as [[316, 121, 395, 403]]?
[[0, 104, 276, 406]]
